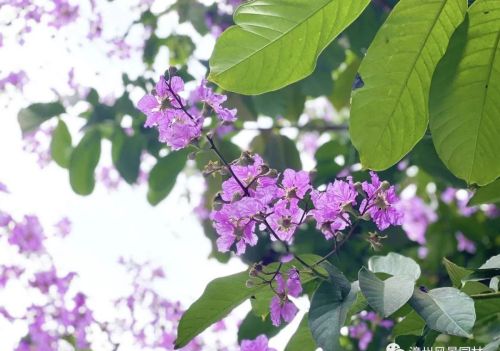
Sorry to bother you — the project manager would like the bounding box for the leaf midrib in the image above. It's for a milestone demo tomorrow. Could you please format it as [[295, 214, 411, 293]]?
[[211, 0, 332, 77], [367, 0, 448, 156], [468, 27, 500, 183], [429, 290, 470, 335]]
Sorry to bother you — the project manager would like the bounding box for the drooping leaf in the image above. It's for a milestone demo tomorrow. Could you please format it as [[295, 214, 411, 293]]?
[[469, 178, 500, 205], [175, 271, 262, 349], [368, 252, 421, 281], [112, 131, 143, 184], [209, 0, 370, 94], [147, 149, 189, 206], [442, 257, 472, 287], [285, 313, 316, 351], [350, 0, 467, 170], [18, 102, 65, 133], [308, 281, 358, 351], [429, 0, 500, 185], [409, 287, 475, 338], [69, 130, 101, 196], [50, 120, 73, 168], [358, 267, 414, 317]]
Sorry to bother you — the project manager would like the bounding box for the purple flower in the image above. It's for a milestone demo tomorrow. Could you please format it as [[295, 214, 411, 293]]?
[[30, 267, 76, 295], [9, 215, 45, 253], [267, 199, 303, 243], [191, 79, 237, 122], [0, 181, 9, 193], [240, 335, 277, 351], [211, 197, 263, 255], [397, 196, 437, 245], [456, 232, 476, 254], [310, 178, 357, 239], [54, 217, 71, 237], [0, 211, 12, 227], [48, 0, 79, 29], [349, 322, 373, 350], [269, 269, 302, 326], [360, 172, 402, 231], [278, 169, 311, 199]]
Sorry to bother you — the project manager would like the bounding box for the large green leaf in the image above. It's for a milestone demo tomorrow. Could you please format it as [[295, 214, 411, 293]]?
[[208, 0, 370, 94], [350, 0, 467, 170], [469, 178, 500, 205], [175, 271, 261, 349], [368, 252, 421, 281], [285, 314, 316, 351], [429, 0, 500, 185], [308, 281, 358, 351], [409, 287, 475, 338], [480, 254, 500, 269], [50, 120, 73, 168], [147, 149, 189, 206], [358, 267, 415, 317], [69, 131, 101, 196], [18, 102, 65, 133]]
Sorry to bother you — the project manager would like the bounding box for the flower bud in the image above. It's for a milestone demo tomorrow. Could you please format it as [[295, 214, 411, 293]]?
[[245, 279, 255, 288], [381, 181, 390, 190], [168, 66, 178, 78], [259, 164, 270, 175], [267, 169, 279, 178], [240, 151, 255, 166], [232, 192, 242, 202], [354, 182, 364, 194]]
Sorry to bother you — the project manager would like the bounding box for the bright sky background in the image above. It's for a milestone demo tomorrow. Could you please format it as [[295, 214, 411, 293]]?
[[0, 1, 308, 349]]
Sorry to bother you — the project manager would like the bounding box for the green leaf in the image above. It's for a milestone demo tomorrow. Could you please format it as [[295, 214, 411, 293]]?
[[442, 257, 472, 287], [147, 150, 189, 206], [358, 267, 415, 317], [176, 255, 318, 349], [18, 102, 65, 133], [329, 52, 361, 109], [175, 271, 261, 349], [462, 268, 500, 283], [308, 281, 358, 351], [350, 0, 467, 170], [237, 311, 283, 342], [411, 138, 466, 188], [393, 311, 425, 337], [250, 287, 274, 319], [69, 131, 101, 196], [469, 178, 500, 205], [480, 254, 500, 269], [166, 35, 196, 65], [250, 133, 302, 171], [252, 84, 305, 122], [50, 120, 72, 168], [112, 132, 143, 184], [409, 287, 475, 338], [208, 0, 370, 94], [368, 252, 421, 281], [285, 313, 316, 351], [484, 336, 500, 351], [429, 0, 500, 185]]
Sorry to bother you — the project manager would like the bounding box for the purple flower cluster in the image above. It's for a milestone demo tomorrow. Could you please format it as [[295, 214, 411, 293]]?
[[360, 172, 403, 230], [9, 215, 46, 253], [211, 152, 402, 255], [455, 231, 476, 254], [240, 335, 276, 351], [348, 311, 393, 350], [211, 157, 311, 255], [138, 75, 237, 150], [270, 268, 302, 326]]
